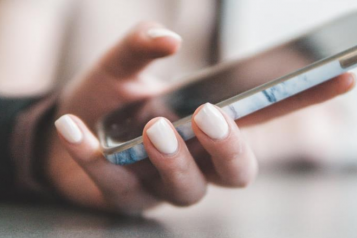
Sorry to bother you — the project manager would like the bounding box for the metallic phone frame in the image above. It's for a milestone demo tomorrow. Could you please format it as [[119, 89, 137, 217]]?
[[98, 46, 357, 156]]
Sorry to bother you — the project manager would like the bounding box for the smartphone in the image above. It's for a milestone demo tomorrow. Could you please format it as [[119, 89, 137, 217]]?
[[98, 12, 357, 165]]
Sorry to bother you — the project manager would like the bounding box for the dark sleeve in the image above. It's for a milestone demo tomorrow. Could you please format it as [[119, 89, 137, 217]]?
[[0, 95, 57, 200], [0, 97, 40, 197]]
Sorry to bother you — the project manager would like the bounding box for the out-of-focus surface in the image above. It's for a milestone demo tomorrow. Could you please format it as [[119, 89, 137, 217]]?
[[222, 0, 357, 58], [0, 0, 71, 95], [2, 170, 357, 238], [0, 0, 216, 96]]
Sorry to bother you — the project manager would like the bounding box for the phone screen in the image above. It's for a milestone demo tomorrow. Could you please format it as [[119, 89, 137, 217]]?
[[103, 13, 357, 145]]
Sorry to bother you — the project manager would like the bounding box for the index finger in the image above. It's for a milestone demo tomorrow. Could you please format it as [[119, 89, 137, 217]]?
[[238, 72, 356, 127]]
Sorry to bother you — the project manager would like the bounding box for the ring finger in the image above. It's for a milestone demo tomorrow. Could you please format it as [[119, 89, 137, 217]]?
[[192, 103, 258, 187], [143, 118, 207, 206]]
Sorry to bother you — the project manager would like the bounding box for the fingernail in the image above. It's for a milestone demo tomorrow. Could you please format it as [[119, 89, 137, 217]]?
[[147, 28, 182, 41], [194, 103, 229, 140], [55, 115, 83, 144], [146, 118, 178, 154]]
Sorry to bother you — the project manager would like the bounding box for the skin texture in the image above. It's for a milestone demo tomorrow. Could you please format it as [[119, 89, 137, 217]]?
[[47, 21, 356, 214]]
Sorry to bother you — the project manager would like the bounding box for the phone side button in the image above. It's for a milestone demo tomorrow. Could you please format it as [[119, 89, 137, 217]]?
[[340, 50, 357, 69]]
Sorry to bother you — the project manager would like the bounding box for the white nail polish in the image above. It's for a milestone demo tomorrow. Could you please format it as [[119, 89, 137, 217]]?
[[147, 118, 178, 154], [147, 28, 182, 41], [194, 103, 229, 140], [55, 115, 83, 144]]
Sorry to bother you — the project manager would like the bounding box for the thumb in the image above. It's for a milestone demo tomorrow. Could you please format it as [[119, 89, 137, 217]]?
[[99, 21, 182, 79], [61, 21, 182, 125]]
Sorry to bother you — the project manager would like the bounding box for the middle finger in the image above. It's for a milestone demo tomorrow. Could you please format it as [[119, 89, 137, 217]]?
[[192, 103, 258, 187], [143, 118, 207, 206]]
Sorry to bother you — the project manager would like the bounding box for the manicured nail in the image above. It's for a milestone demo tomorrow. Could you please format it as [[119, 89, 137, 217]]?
[[194, 103, 229, 140], [146, 118, 178, 154], [147, 28, 182, 41], [55, 115, 83, 144]]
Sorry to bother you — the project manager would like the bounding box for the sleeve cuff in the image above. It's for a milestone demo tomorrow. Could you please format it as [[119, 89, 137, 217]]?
[[10, 94, 59, 200]]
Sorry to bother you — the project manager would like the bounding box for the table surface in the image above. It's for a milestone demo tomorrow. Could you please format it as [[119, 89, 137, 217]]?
[[2, 169, 357, 238]]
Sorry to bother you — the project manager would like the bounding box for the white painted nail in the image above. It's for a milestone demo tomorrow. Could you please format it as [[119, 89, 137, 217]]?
[[55, 115, 83, 144], [147, 28, 182, 41], [147, 118, 178, 154], [194, 103, 229, 140]]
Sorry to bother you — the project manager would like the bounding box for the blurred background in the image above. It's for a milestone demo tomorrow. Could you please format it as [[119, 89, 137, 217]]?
[[1, 0, 357, 237]]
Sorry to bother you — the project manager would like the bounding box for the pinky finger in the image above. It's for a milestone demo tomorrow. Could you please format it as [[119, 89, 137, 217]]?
[[54, 114, 153, 213]]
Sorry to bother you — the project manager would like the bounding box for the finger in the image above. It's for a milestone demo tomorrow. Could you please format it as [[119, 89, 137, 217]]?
[[239, 72, 356, 126], [62, 22, 182, 125], [193, 103, 258, 187], [54, 114, 158, 213], [143, 118, 207, 206], [98, 21, 182, 79]]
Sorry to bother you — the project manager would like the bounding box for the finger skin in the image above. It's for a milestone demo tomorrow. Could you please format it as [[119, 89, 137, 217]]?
[[143, 117, 207, 206], [239, 72, 356, 127], [99, 21, 181, 79], [55, 115, 158, 213], [192, 105, 258, 187], [60, 21, 181, 126]]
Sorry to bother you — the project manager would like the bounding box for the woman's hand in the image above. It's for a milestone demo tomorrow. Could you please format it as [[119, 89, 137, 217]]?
[[48, 22, 355, 214]]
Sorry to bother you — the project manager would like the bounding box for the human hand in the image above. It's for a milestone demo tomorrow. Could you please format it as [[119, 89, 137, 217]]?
[[48, 22, 355, 214]]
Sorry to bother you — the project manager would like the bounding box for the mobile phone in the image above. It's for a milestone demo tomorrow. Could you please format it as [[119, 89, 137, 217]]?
[[98, 12, 357, 165]]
